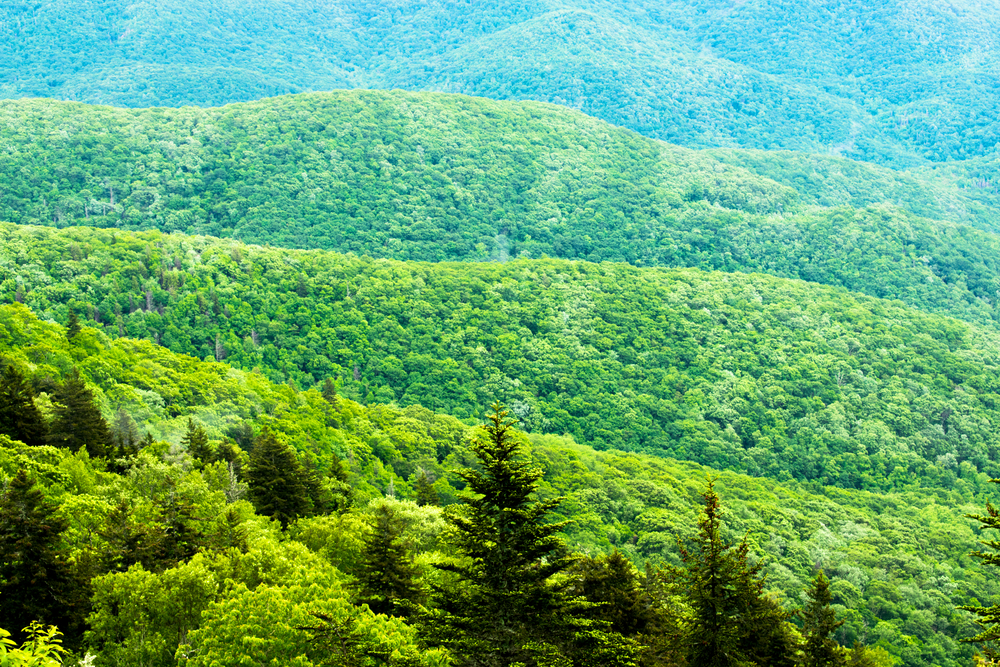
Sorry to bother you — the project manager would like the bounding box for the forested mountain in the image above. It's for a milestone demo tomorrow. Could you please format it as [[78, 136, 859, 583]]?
[[3, 0, 1000, 164], [0, 301, 989, 665], [7, 223, 1000, 495], [5, 93, 1000, 331]]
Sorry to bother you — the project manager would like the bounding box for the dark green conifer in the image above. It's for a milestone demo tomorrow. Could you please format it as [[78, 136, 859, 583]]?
[[570, 549, 655, 637], [962, 479, 1000, 661], [356, 501, 424, 616], [414, 469, 439, 507], [802, 571, 846, 667], [0, 470, 86, 646], [181, 418, 213, 463], [97, 499, 167, 573], [321, 378, 339, 410], [0, 362, 47, 447], [66, 308, 81, 341], [246, 428, 310, 528], [430, 402, 584, 666], [47, 369, 111, 458], [679, 479, 796, 667]]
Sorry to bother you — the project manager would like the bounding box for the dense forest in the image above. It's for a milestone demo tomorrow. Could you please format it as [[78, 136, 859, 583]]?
[[3, 0, 1000, 164], [0, 302, 993, 665], [5, 94, 1000, 331]]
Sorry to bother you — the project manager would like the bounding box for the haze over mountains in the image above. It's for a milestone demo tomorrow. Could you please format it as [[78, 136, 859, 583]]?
[[3, 0, 1000, 164]]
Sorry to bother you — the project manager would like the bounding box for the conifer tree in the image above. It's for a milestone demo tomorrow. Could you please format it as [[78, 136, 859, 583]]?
[[0, 362, 47, 447], [962, 479, 1000, 661], [430, 402, 583, 666], [181, 418, 212, 463], [802, 571, 846, 667], [679, 479, 797, 667], [322, 378, 339, 409], [414, 469, 439, 507], [0, 470, 85, 646], [356, 501, 424, 616], [570, 550, 655, 638], [110, 407, 140, 457], [246, 428, 310, 528], [46, 369, 111, 458], [66, 308, 81, 341]]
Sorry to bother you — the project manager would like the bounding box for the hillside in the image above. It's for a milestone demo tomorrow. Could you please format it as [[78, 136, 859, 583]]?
[[8, 223, 1000, 494], [0, 300, 990, 666], [3, 0, 1000, 164], [4, 93, 1000, 330]]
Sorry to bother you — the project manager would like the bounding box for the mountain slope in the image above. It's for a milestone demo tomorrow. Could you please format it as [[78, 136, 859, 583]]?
[[4, 92, 1000, 328], [3, 0, 1000, 164], [8, 223, 1000, 493]]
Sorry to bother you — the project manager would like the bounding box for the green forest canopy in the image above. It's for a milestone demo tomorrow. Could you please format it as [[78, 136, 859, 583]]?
[[3, 0, 1000, 164], [4, 93, 1000, 330], [0, 300, 991, 666], [7, 223, 1000, 493]]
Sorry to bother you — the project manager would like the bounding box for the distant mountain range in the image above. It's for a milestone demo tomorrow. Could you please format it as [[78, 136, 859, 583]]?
[[4, 0, 1000, 165]]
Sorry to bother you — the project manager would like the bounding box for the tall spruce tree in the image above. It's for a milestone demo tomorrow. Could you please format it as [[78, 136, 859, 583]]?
[[962, 479, 1000, 661], [356, 501, 424, 617], [679, 479, 797, 667], [802, 571, 846, 667], [430, 402, 583, 666], [569, 550, 656, 638], [46, 369, 111, 458], [414, 469, 439, 507], [181, 418, 212, 463], [65, 309, 81, 342], [245, 428, 309, 528], [0, 470, 86, 646], [0, 362, 47, 447]]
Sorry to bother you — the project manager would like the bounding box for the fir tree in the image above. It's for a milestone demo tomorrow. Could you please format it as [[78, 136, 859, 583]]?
[[181, 418, 212, 463], [430, 402, 583, 666], [679, 479, 797, 667], [46, 369, 111, 458], [802, 571, 846, 667], [0, 362, 47, 448], [66, 308, 81, 341], [321, 377, 339, 408], [246, 428, 310, 528], [962, 479, 1000, 661], [110, 407, 140, 456], [356, 501, 424, 616], [414, 469, 439, 507], [569, 550, 656, 637], [0, 470, 86, 646]]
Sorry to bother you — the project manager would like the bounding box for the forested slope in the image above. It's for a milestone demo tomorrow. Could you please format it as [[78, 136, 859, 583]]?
[[7, 223, 1000, 492], [4, 93, 1000, 328], [4, 0, 1000, 164], [0, 301, 990, 666]]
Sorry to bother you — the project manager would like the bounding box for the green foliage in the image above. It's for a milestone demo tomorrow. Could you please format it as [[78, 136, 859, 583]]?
[[802, 571, 846, 667], [47, 369, 110, 458], [355, 500, 425, 617], [0, 362, 47, 448], [246, 429, 311, 528], [0, 623, 68, 667], [961, 480, 1000, 660]]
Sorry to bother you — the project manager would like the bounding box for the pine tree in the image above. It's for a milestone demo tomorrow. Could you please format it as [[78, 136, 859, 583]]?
[[569, 550, 655, 637], [46, 369, 111, 458], [0, 470, 86, 646], [0, 362, 47, 447], [322, 378, 339, 411], [66, 309, 81, 341], [356, 501, 424, 616], [679, 479, 797, 667], [414, 469, 439, 507], [802, 571, 846, 667], [246, 428, 310, 528], [430, 402, 583, 666], [962, 479, 1000, 661], [181, 418, 212, 463]]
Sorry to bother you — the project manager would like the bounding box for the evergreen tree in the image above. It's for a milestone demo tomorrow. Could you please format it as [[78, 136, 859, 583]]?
[[569, 550, 655, 637], [97, 499, 167, 573], [46, 369, 111, 458], [0, 470, 86, 646], [0, 362, 47, 447], [246, 428, 310, 528], [110, 407, 140, 457], [962, 479, 1000, 661], [322, 378, 339, 409], [414, 469, 439, 507], [429, 402, 583, 666], [802, 571, 846, 667], [679, 479, 797, 667], [356, 501, 424, 616], [65, 308, 81, 341], [181, 418, 212, 463]]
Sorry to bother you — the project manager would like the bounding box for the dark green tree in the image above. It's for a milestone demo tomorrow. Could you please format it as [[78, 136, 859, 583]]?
[[414, 469, 439, 507], [356, 501, 424, 617], [46, 369, 111, 458], [245, 428, 310, 528], [97, 499, 167, 573], [962, 479, 1000, 661], [66, 308, 81, 341], [0, 470, 86, 646], [429, 402, 584, 666], [678, 479, 797, 667], [569, 550, 656, 638], [0, 362, 47, 447], [181, 418, 212, 463], [802, 571, 845, 667]]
